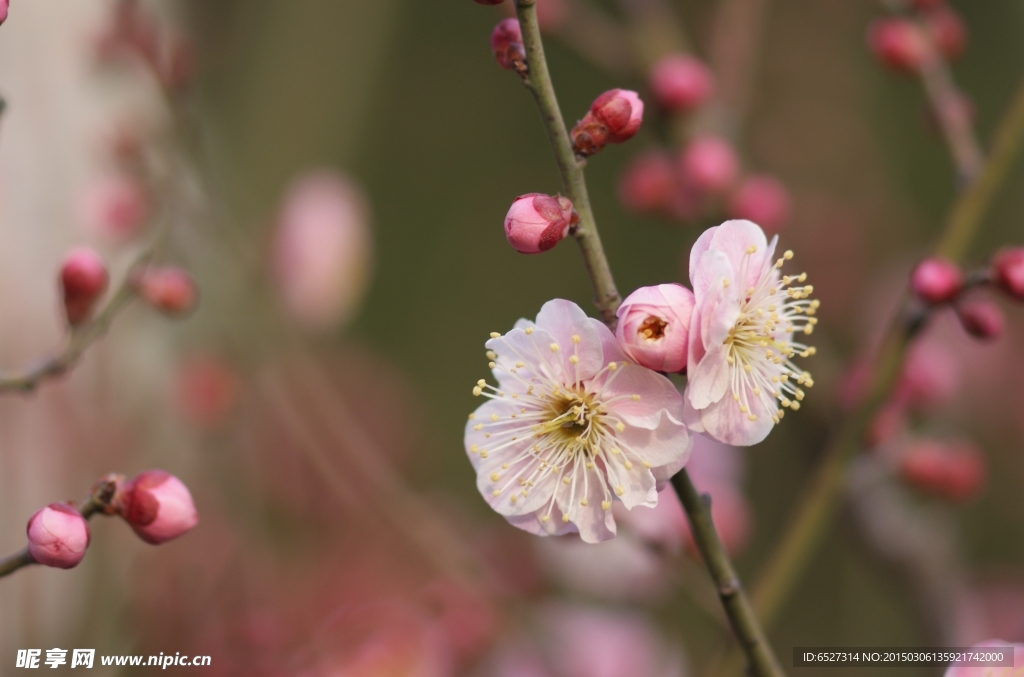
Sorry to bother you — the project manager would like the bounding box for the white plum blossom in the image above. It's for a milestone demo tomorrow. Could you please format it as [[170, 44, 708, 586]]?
[[465, 299, 692, 543], [684, 220, 818, 446]]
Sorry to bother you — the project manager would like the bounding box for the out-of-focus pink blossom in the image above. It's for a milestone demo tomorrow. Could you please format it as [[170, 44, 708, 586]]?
[[679, 135, 739, 194], [992, 247, 1024, 300], [491, 18, 525, 70], [135, 266, 198, 316], [684, 220, 818, 445], [0, 0, 8, 26], [271, 170, 372, 330], [26, 503, 90, 569], [894, 339, 961, 410], [617, 151, 676, 215], [615, 284, 694, 373], [504, 194, 577, 254], [536, 0, 568, 31], [466, 299, 692, 543], [956, 299, 1005, 340], [79, 174, 148, 241], [175, 355, 240, 428], [727, 175, 791, 233], [649, 54, 713, 112], [925, 6, 967, 60], [571, 90, 644, 156], [942, 641, 1024, 677], [60, 247, 109, 326], [117, 470, 199, 544], [898, 438, 986, 502], [911, 257, 963, 303], [613, 486, 688, 554], [867, 18, 929, 74]]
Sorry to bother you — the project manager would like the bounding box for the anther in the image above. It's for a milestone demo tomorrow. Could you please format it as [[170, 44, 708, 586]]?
[[490, 332, 501, 339], [550, 343, 559, 352], [571, 334, 581, 343], [601, 500, 611, 510]]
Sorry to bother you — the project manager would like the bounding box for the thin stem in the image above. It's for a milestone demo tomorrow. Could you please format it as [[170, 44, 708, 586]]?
[[0, 251, 151, 394], [512, 3, 785, 675], [673, 472, 787, 677], [738, 74, 1024, 643], [0, 477, 119, 580], [514, 0, 620, 326]]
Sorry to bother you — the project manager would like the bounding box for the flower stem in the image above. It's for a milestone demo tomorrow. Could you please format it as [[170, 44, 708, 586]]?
[[513, 0, 620, 327], [741, 74, 1024, 637], [672, 471, 787, 677], [0, 478, 118, 580], [512, 3, 785, 675]]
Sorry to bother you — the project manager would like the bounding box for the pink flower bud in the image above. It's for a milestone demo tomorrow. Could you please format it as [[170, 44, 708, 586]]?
[[26, 503, 90, 569], [503, 193, 577, 254], [0, 0, 9, 26], [925, 7, 966, 60], [490, 18, 524, 71], [727, 175, 791, 232], [867, 18, 929, 74], [615, 284, 694, 373], [117, 470, 198, 544], [679, 135, 739, 193], [649, 54, 713, 112], [571, 89, 644, 156], [992, 247, 1024, 300], [899, 439, 985, 503], [135, 267, 198, 315], [911, 257, 962, 303], [60, 247, 109, 326], [955, 299, 1004, 340], [617, 151, 676, 215], [79, 174, 148, 242]]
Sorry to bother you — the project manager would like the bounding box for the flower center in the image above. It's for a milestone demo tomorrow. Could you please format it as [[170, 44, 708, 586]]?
[[638, 315, 667, 341]]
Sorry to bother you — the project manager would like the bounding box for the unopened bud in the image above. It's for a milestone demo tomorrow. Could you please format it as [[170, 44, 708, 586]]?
[[135, 266, 198, 315], [504, 193, 577, 254], [490, 18, 524, 71], [570, 89, 644, 157], [911, 257, 962, 303], [727, 175, 791, 232], [955, 299, 1004, 340], [617, 151, 676, 215], [991, 247, 1024, 300], [924, 7, 966, 60], [26, 503, 90, 569], [679, 135, 739, 193], [60, 247, 109, 326], [899, 439, 985, 503], [116, 470, 198, 545], [867, 18, 929, 74], [0, 0, 9, 26], [649, 54, 713, 112], [615, 284, 694, 373]]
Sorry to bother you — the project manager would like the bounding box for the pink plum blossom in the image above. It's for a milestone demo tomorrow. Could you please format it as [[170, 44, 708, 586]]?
[[117, 470, 199, 544], [942, 641, 1024, 677], [684, 220, 818, 446], [465, 299, 692, 543], [26, 503, 90, 569], [615, 284, 695, 373], [649, 54, 713, 112], [504, 194, 577, 254]]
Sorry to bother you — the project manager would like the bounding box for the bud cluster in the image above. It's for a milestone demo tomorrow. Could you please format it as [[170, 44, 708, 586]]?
[[570, 89, 644, 157], [865, 1, 966, 75]]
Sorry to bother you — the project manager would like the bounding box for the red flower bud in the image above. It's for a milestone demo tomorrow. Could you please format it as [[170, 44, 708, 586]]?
[[867, 18, 929, 74], [617, 151, 676, 215], [727, 175, 791, 232], [135, 266, 198, 315], [910, 257, 962, 303], [117, 470, 198, 544], [504, 193, 577, 254], [60, 247, 109, 326], [955, 299, 1004, 340], [649, 54, 713, 112], [570, 89, 644, 157], [27, 503, 90, 569], [992, 247, 1024, 300], [490, 18, 524, 71], [899, 439, 985, 503]]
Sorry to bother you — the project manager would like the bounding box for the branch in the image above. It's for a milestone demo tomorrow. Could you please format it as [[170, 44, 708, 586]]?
[[513, 3, 785, 675], [0, 478, 118, 579], [0, 252, 151, 394]]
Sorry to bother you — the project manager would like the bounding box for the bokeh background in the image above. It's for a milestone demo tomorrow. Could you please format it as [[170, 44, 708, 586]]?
[[1, 0, 1023, 675]]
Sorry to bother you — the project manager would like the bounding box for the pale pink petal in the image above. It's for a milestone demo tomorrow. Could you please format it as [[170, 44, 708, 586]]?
[[618, 411, 693, 468], [687, 344, 731, 409], [535, 299, 605, 381], [603, 455, 658, 509], [697, 396, 774, 446], [600, 363, 684, 428]]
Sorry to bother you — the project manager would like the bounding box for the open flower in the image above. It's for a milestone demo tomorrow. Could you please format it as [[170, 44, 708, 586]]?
[[684, 220, 818, 446], [465, 299, 691, 543]]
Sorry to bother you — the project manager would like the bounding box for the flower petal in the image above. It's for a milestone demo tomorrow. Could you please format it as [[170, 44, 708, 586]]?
[[603, 453, 658, 510], [599, 363, 684, 429], [617, 410, 692, 469], [535, 299, 604, 382], [687, 344, 731, 410], [697, 396, 774, 446]]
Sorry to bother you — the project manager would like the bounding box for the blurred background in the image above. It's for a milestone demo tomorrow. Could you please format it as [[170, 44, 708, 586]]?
[[1, 0, 1023, 675]]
